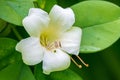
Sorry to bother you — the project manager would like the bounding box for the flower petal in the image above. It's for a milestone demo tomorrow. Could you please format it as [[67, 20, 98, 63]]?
[[16, 37, 44, 65], [23, 8, 50, 37], [60, 27, 82, 55], [43, 49, 70, 74], [49, 5, 75, 31]]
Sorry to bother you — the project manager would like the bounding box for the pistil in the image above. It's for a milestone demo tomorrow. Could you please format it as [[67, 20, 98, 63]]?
[[71, 55, 89, 68]]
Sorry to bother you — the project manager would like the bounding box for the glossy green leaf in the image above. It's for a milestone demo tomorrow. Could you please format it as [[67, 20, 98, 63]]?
[[34, 64, 83, 80], [34, 64, 49, 80], [0, 25, 11, 37], [72, 1, 120, 28], [0, 19, 10, 37], [0, 38, 21, 70], [0, 0, 34, 26], [0, 19, 11, 37], [44, 0, 57, 12], [57, 0, 80, 8], [50, 69, 83, 80], [0, 19, 6, 31], [0, 62, 36, 80], [37, 0, 57, 12], [81, 19, 120, 53], [71, 1, 120, 53]]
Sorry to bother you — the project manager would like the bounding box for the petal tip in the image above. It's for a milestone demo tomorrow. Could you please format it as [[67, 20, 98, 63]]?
[[28, 8, 48, 16], [43, 70, 51, 75], [23, 59, 39, 66], [52, 4, 61, 9], [49, 5, 75, 31], [15, 44, 20, 52], [15, 41, 23, 53]]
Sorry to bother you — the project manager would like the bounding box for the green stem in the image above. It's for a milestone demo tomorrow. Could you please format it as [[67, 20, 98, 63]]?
[[11, 26, 22, 40], [33, 1, 39, 8], [33, 0, 46, 9]]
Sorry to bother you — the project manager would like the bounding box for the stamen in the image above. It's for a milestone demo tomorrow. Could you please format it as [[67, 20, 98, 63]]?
[[40, 35, 47, 46], [44, 36, 47, 46], [76, 56, 89, 67], [59, 41, 62, 47], [46, 42, 54, 50], [46, 41, 61, 50], [54, 41, 59, 48], [70, 57, 82, 68]]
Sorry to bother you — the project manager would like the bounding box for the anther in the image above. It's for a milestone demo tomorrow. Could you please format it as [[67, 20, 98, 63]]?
[[55, 41, 59, 48], [46, 42, 54, 50], [59, 41, 62, 47], [46, 41, 61, 50]]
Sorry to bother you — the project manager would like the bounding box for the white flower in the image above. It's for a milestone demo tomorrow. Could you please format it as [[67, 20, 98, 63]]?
[[16, 5, 82, 74]]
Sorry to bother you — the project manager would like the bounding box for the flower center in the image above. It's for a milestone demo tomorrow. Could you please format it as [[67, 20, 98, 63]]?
[[40, 27, 61, 50]]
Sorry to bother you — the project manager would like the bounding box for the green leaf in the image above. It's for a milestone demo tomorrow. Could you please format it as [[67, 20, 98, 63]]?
[[0, 38, 21, 69], [0, 19, 7, 31], [81, 19, 120, 53], [0, 62, 36, 80], [34, 64, 49, 80], [0, 0, 35, 26], [50, 69, 83, 80], [37, 0, 57, 13], [34, 64, 83, 80], [57, 0, 80, 8], [71, 1, 120, 53], [44, 0, 57, 12], [0, 19, 11, 37], [72, 1, 120, 28]]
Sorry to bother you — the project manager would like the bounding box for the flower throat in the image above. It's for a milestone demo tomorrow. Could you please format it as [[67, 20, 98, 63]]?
[[40, 27, 61, 50]]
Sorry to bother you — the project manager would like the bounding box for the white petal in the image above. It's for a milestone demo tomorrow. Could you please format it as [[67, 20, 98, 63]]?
[[16, 37, 44, 65], [43, 49, 70, 75], [49, 5, 75, 31], [23, 8, 50, 37], [28, 8, 47, 16], [60, 27, 82, 55]]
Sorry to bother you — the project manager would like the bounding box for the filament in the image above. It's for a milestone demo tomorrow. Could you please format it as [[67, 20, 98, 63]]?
[[46, 41, 61, 50], [70, 55, 89, 68], [70, 57, 82, 68], [76, 56, 89, 67]]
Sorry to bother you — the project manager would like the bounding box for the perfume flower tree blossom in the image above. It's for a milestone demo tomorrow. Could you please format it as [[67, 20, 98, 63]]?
[[16, 5, 84, 74]]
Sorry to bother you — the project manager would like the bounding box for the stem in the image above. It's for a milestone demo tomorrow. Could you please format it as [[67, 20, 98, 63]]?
[[33, 0, 46, 9], [11, 26, 22, 40], [33, 1, 39, 8]]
